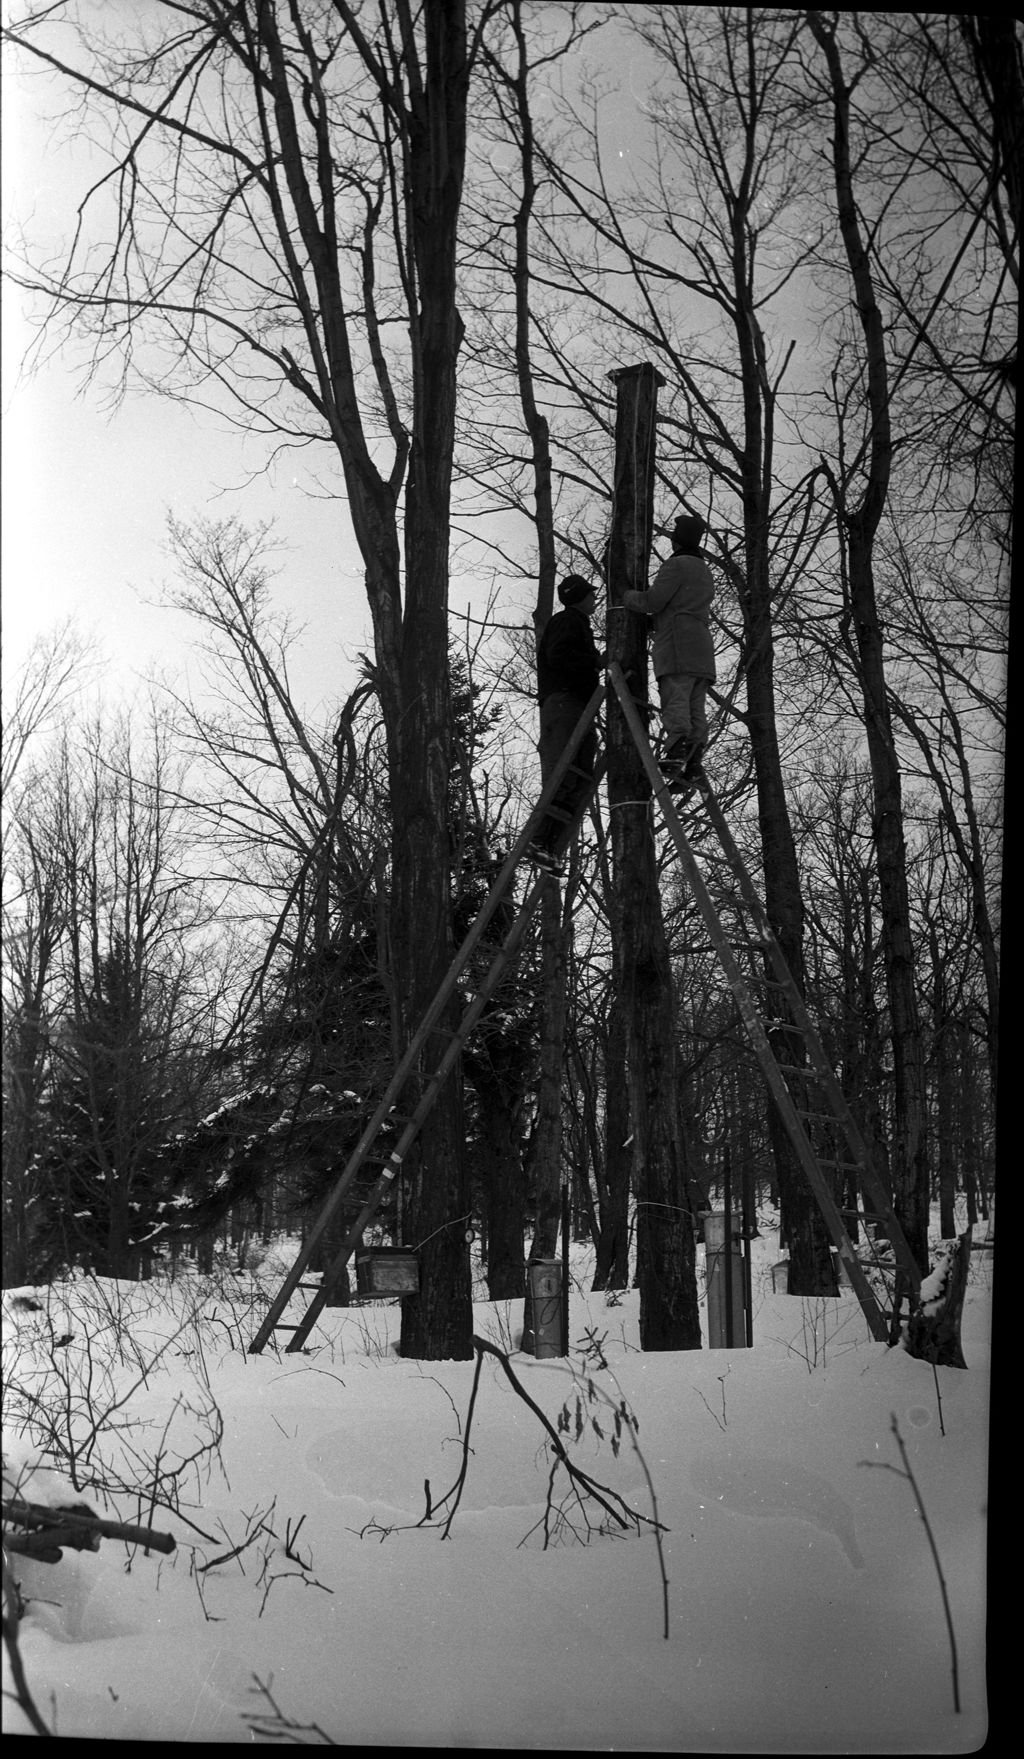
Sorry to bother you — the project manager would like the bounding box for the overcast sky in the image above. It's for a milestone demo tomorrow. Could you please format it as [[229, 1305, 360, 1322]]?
[[0, 13, 556, 719], [1, 37, 406, 720]]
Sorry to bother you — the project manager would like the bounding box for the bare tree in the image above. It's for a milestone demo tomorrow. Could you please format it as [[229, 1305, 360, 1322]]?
[[471, 1, 620, 1322], [4, 0, 506, 1356], [864, 13, 1018, 542], [520, 5, 840, 1290], [2, 786, 67, 1286], [879, 538, 1003, 1095], [159, 518, 539, 1298], [793, 749, 892, 1239], [3, 696, 224, 1278], [1, 618, 96, 798], [804, 10, 949, 1277]]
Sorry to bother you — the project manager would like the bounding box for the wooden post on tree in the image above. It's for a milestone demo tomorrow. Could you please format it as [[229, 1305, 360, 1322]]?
[[606, 364, 702, 1351]]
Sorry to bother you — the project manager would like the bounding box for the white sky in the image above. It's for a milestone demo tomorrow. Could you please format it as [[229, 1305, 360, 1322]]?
[[0, 22, 541, 720], [0, 50, 379, 716]]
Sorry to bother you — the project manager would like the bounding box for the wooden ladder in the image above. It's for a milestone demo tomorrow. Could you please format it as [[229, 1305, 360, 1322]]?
[[251, 665, 920, 1356], [248, 685, 606, 1354], [607, 663, 921, 1342]]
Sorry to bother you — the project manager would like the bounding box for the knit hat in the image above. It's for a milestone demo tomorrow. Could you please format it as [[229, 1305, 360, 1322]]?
[[672, 513, 706, 548], [557, 575, 593, 607]]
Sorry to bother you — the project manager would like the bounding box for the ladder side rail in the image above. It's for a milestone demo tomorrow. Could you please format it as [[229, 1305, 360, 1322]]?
[[253, 749, 607, 1353], [607, 667, 890, 1342], [251, 872, 546, 1354], [697, 779, 874, 1120], [695, 777, 921, 1293], [249, 871, 543, 1353], [694, 779, 859, 1122], [281, 765, 608, 1351], [696, 781, 810, 1015], [662, 826, 890, 1340], [283, 881, 547, 1349], [703, 784, 886, 1139], [396, 680, 605, 1039], [452, 682, 605, 947], [248, 690, 604, 1351], [249, 941, 487, 1351]]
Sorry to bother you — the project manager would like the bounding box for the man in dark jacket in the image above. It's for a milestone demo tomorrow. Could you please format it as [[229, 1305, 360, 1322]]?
[[528, 574, 600, 874], [622, 512, 715, 785]]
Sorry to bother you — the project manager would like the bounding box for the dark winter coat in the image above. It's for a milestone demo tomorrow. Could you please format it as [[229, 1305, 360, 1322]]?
[[622, 551, 716, 680], [536, 605, 601, 703]]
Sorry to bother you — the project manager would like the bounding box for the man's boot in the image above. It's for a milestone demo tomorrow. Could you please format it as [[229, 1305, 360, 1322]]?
[[659, 737, 692, 780]]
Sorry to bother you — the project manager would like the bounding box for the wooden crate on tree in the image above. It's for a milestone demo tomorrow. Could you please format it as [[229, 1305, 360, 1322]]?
[[355, 1246, 420, 1297]]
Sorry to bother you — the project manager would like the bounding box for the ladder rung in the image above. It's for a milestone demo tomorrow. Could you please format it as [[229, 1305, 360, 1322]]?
[[273, 1323, 304, 1331], [820, 1161, 864, 1172]]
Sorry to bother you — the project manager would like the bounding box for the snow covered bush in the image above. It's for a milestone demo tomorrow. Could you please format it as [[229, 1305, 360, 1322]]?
[[2, 1279, 226, 1522]]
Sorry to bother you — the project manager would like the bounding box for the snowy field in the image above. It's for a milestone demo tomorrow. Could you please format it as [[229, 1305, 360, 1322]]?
[[2, 1215, 991, 1751]]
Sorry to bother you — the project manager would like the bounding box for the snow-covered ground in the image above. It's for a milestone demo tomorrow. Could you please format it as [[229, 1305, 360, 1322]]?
[[2, 1214, 991, 1751]]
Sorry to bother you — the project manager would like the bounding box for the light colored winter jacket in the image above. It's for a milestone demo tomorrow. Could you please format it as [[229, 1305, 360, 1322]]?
[[622, 551, 716, 680]]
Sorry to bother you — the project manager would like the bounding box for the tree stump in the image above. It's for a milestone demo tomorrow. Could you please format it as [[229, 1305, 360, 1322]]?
[[906, 1227, 972, 1368]]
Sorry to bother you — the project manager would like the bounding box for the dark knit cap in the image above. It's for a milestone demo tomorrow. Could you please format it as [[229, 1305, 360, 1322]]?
[[672, 513, 706, 548], [557, 575, 593, 606]]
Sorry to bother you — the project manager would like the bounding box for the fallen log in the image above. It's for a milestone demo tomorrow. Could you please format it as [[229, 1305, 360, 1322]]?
[[2, 1498, 176, 1564]]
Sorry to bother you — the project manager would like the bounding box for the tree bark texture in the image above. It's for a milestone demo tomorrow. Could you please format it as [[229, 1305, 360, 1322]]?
[[730, 180, 836, 1296], [464, 1045, 527, 1301], [592, 992, 632, 1291], [389, 0, 473, 1359], [607, 363, 701, 1351], [252, 1, 475, 1355], [808, 10, 931, 1276], [523, 882, 570, 1348]]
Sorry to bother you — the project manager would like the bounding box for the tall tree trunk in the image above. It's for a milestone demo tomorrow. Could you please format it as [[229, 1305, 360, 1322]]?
[[503, 0, 570, 1323], [523, 883, 570, 1345], [252, 0, 474, 1358], [393, 0, 473, 1360], [847, 530, 930, 1274], [592, 991, 631, 1291], [808, 11, 930, 1277], [731, 230, 836, 1296], [954, 1016, 986, 1225], [607, 364, 701, 1351], [927, 923, 957, 1239], [466, 1052, 526, 1300]]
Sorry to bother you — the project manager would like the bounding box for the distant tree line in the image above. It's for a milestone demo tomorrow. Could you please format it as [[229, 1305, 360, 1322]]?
[[2, 575, 995, 1292]]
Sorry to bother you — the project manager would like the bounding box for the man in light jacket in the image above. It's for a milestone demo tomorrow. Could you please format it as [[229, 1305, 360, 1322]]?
[[622, 511, 715, 784]]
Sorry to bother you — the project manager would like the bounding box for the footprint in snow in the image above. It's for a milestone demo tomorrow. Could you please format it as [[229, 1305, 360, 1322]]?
[[689, 1452, 864, 1567]]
